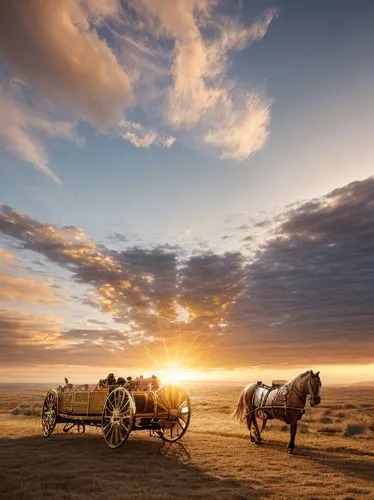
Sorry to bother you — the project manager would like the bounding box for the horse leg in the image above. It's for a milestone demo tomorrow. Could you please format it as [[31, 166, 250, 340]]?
[[252, 411, 262, 445], [261, 418, 268, 433], [246, 414, 256, 443], [287, 422, 298, 454], [258, 417, 268, 442]]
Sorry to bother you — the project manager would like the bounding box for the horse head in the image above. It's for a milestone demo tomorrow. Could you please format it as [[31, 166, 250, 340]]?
[[307, 370, 321, 407]]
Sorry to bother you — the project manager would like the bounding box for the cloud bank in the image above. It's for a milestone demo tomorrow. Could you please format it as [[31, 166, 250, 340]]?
[[1, 177, 374, 369]]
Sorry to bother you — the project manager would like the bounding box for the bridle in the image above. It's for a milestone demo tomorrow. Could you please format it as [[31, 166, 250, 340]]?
[[303, 372, 320, 407]]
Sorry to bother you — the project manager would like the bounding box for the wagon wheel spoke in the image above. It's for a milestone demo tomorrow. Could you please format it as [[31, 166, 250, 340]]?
[[120, 420, 131, 434], [102, 387, 135, 449], [103, 420, 112, 432], [107, 397, 116, 412], [178, 418, 186, 431], [119, 399, 130, 412], [155, 385, 191, 443]]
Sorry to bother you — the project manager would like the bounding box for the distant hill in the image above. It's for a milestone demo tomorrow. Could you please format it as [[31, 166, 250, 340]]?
[[0, 383, 56, 390], [350, 381, 374, 387]]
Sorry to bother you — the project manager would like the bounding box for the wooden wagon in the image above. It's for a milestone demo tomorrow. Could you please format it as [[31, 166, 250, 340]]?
[[41, 382, 191, 449]]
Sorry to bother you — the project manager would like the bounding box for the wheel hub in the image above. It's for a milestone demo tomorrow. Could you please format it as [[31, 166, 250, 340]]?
[[169, 409, 179, 420], [110, 409, 122, 425]]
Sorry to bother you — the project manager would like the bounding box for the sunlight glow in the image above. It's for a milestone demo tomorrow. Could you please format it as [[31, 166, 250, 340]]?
[[159, 364, 188, 385]]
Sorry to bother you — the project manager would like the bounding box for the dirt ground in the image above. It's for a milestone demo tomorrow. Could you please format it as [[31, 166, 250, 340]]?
[[0, 383, 373, 499]]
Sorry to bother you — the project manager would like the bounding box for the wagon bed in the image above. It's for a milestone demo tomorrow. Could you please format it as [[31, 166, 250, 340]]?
[[41, 383, 191, 449]]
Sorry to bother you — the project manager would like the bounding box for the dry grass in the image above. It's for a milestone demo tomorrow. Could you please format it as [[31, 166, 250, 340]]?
[[0, 383, 374, 499]]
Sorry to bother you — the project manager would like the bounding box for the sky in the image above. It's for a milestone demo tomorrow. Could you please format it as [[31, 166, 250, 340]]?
[[0, 0, 374, 385]]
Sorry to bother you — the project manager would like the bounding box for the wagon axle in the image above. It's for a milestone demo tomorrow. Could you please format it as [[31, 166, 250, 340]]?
[[62, 422, 86, 434]]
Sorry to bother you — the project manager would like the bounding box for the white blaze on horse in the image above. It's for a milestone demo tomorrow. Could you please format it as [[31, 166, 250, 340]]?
[[234, 370, 322, 454]]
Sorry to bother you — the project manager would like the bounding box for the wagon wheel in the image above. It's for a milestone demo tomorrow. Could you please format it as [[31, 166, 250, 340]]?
[[156, 385, 191, 442], [41, 389, 58, 437], [102, 387, 135, 449]]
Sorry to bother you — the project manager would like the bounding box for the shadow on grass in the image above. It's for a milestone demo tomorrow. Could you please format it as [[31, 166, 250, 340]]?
[[0, 430, 267, 500], [257, 438, 374, 484], [298, 448, 374, 484]]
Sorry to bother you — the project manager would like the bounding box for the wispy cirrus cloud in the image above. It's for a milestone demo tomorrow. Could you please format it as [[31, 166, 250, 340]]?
[[118, 120, 175, 149], [132, 1, 277, 159], [0, 0, 277, 182], [0, 0, 132, 182], [0, 82, 79, 184]]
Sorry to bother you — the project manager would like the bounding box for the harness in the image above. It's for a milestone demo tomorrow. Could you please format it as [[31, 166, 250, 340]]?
[[242, 380, 307, 423]]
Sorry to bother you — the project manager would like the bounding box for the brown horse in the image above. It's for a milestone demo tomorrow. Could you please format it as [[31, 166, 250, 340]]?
[[234, 370, 321, 454]]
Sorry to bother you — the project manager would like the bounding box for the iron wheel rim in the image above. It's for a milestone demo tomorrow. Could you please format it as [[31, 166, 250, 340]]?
[[41, 389, 58, 437], [102, 387, 135, 449]]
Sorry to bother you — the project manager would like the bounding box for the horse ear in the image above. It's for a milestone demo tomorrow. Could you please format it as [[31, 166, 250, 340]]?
[[316, 371, 320, 377], [310, 370, 314, 376]]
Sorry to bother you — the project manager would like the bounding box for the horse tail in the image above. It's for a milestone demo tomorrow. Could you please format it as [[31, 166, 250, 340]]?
[[233, 386, 248, 421]]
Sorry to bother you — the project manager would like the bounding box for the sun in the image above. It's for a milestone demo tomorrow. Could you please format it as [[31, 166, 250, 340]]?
[[159, 365, 189, 385]]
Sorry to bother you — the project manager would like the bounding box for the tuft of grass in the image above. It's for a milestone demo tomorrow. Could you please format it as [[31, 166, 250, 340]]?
[[299, 423, 309, 434], [319, 416, 333, 424], [344, 423, 367, 436], [317, 425, 341, 434], [322, 408, 333, 416], [10, 405, 40, 417]]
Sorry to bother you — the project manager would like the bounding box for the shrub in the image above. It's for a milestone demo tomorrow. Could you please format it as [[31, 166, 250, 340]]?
[[11, 407, 21, 416]]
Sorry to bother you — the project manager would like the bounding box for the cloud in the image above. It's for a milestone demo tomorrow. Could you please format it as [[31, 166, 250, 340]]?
[[0, 308, 63, 364], [227, 176, 374, 365], [0, 83, 78, 184], [132, 1, 276, 159], [118, 120, 175, 149], [0, 1, 277, 180], [204, 92, 270, 160], [0, 308, 149, 366], [5, 177, 374, 370], [0, 273, 62, 305], [0, 248, 15, 265], [0, 0, 132, 130], [0, 205, 245, 368]]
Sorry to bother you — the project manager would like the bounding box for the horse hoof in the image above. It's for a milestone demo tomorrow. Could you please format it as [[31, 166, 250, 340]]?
[[250, 436, 256, 443], [287, 449, 294, 455]]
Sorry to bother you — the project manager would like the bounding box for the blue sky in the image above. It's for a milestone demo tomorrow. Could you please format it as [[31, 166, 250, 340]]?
[[0, 0, 374, 383]]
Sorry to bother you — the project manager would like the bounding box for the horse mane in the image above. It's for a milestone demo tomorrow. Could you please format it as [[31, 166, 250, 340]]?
[[288, 370, 311, 386]]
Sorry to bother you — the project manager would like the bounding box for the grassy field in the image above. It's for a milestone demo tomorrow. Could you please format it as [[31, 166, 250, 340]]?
[[0, 383, 373, 499]]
